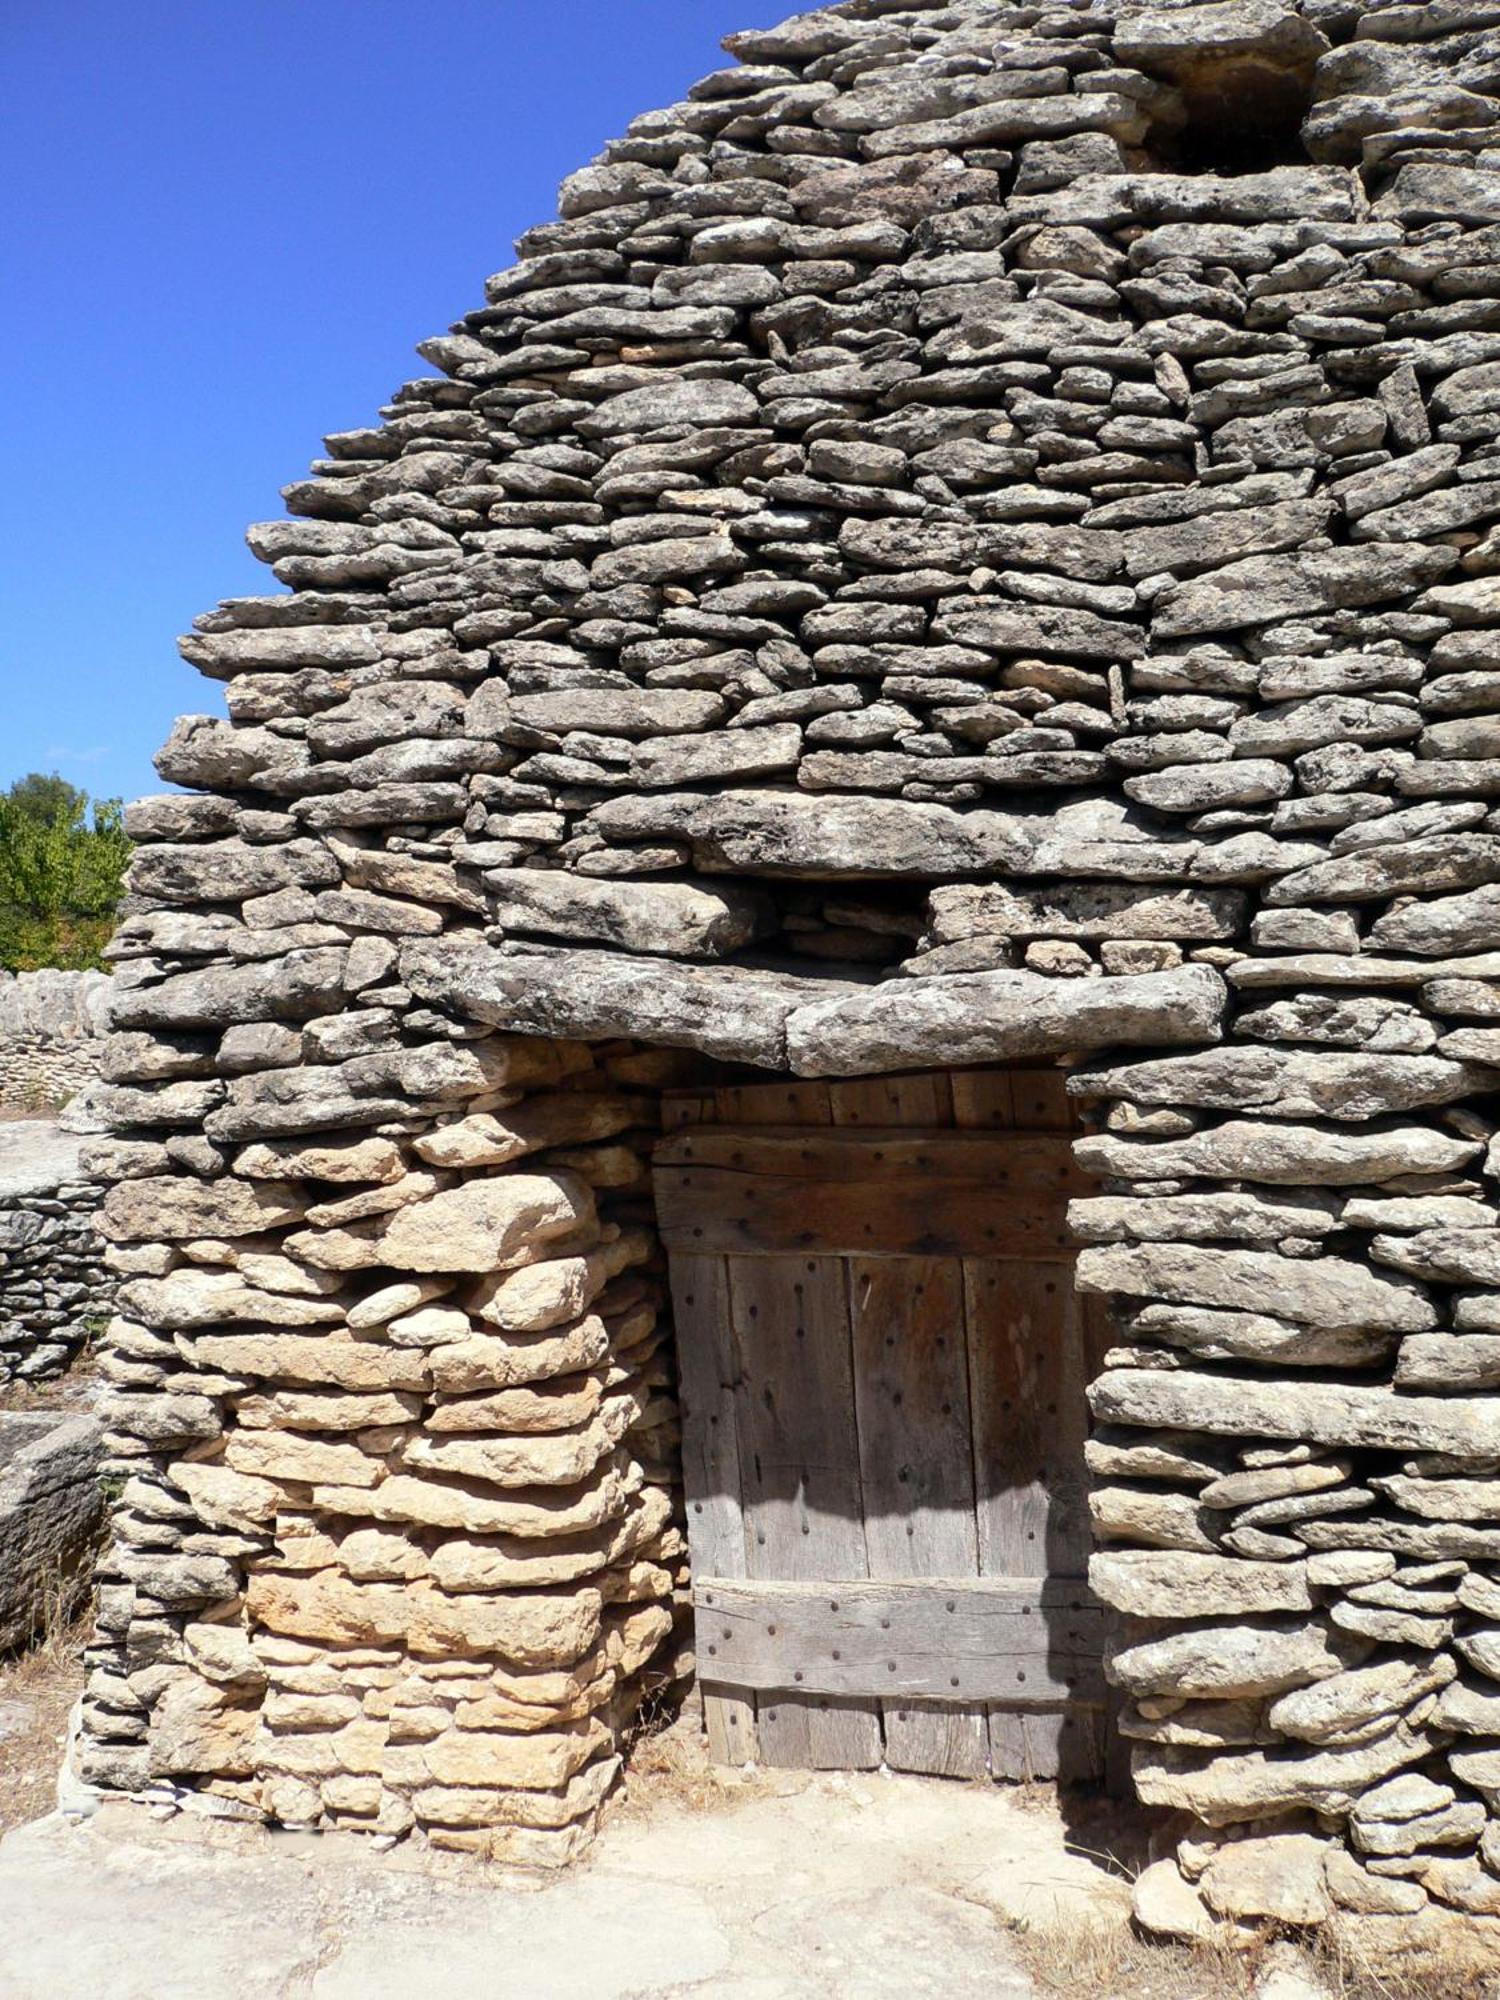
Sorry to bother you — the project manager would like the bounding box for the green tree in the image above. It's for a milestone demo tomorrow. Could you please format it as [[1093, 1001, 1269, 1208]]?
[[5, 772, 88, 826], [0, 774, 132, 971]]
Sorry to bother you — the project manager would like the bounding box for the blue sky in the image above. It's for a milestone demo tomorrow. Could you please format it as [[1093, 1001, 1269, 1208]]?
[[0, 0, 795, 809]]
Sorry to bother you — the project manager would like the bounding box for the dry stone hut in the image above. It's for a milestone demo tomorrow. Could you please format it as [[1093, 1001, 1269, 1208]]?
[[84, 0, 1500, 1949]]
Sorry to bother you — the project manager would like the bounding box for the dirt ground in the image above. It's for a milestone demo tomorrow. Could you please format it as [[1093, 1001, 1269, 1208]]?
[[0, 1339, 102, 1418], [0, 1725, 1139, 2000], [0, 1704, 1494, 1999]]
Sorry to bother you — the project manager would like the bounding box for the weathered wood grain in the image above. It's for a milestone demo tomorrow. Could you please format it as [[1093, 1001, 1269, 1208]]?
[[693, 1577, 1106, 1702], [728, 1255, 881, 1768], [827, 1071, 953, 1127], [849, 1250, 989, 1774], [667, 1249, 757, 1765], [655, 1171, 1076, 1260], [658, 1065, 1106, 1785], [951, 1064, 1107, 1783], [655, 1126, 1087, 1191]]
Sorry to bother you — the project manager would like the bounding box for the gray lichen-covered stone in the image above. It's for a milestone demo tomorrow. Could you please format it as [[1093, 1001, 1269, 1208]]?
[[1108, 1620, 1365, 1701], [1075, 1120, 1481, 1185], [405, 935, 827, 1071], [785, 964, 1227, 1077], [589, 789, 1032, 879], [407, 942, 1226, 1078], [1123, 1303, 1395, 1369], [1070, 1190, 1339, 1246], [1094, 1370, 1500, 1458], [928, 883, 1244, 943], [1369, 885, 1500, 956], [0, 1414, 102, 1651], [1396, 1336, 1500, 1392], [1091, 1551, 1312, 1619], [482, 870, 774, 959], [1134, 1728, 1441, 1827], [1078, 1245, 1436, 1331], [1073, 1047, 1489, 1121], [1269, 1655, 1456, 1746]]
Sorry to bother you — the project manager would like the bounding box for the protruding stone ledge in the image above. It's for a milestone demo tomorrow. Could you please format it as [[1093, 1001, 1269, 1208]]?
[[404, 938, 819, 1070], [1091, 1369, 1500, 1462], [783, 963, 1227, 1077], [403, 938, 1227, 1078]]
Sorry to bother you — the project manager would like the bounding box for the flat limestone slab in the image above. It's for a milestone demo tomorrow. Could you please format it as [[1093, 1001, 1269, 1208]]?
[[406, 938, 827, 1069], [0, 1122, 90, 1202], [0, 1413, 102, 1650], [403, 938, 1226, 1077], [786, 964, 1226, 1076], [1092, 1368, 1500, 1461], [0, 1768, 1129, 1999]]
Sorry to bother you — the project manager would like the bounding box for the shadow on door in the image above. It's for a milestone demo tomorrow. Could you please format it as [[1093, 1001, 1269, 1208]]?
[[651, 1065, 1118, 1790]]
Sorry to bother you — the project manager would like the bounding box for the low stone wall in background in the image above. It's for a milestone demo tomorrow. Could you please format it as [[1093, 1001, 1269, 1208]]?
[[0, 1125, 113, 1384], [0, 1412, 103, 1648], [0, 970, 113, 1113]]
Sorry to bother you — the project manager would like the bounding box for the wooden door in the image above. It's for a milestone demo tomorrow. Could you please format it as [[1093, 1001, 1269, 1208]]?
[[654, 1067, 1112, 1784]]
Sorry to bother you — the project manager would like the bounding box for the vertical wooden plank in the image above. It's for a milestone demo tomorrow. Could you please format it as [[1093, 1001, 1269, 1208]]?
[[949, 1068, 1015, 1129], [987, 1708, 1104, 1783], [1009, 1067, 1073, 1132], [729, 1255, 882, 1769], [849, 1255, 989, 1777], [987, 1711, 1033, 1781], [713, 1080, 832, 1127], [837, 1071, 984, 1774], [963, 1256, 1101, 1783], [1057, 1706, 1108, 1785], [682, 1078, 836, 1769], [956, 1065, 1099, 1784], [850, 1260, 977, 1577], [666, 1252, 757, 1765], [661, 1091, 716, 1133], [965, 1263, 1092, 1577], [826, 1072, 953, 1129]]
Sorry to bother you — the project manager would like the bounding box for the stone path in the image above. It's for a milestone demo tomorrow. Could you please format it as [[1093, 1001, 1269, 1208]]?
[[0, 1769, 1130, 1999]]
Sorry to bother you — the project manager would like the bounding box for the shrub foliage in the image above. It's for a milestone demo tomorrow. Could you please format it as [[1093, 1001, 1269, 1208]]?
[[0, 774, 131, 971]]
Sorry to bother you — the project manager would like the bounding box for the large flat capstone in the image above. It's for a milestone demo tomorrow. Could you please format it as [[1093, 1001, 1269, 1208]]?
[[783, 964, 1227, 1077], [402, 939, 1227, 1077]]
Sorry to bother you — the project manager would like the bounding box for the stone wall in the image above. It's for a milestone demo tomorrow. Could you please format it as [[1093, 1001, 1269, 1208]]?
[[83, 0, 1500, 1950], [0, 1125, 113, 1383], [0, 970, 113, 1113], [0, 1412, 104, 1649]]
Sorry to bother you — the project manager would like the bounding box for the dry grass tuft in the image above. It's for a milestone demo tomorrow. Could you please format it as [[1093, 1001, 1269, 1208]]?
[[1314, 1929, 1500, 2000], [1006, 1904, 1500, 2000], [1007, 1910, 1257, 2000], [611, 1693, 794, 1822], [21, 1562, 87, 1679], [0, 1592, 89, 1838]]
